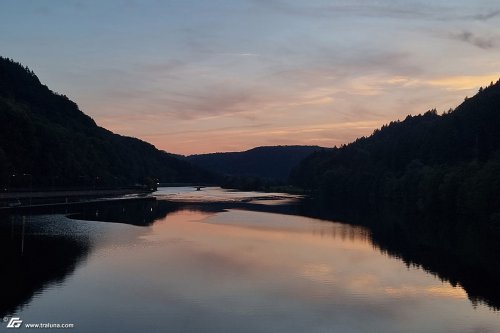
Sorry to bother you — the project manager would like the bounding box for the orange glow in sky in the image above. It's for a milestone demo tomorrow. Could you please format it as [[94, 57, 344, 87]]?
[[2, 1, 500, 154]]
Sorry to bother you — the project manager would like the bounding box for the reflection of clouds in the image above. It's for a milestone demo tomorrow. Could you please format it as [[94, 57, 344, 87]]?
[[300, 264, 336, 284], [384, 285, 467, 299], [203, 209, 372, 244], [150, 208, 469, 312], [186, 249, 256, 278], [348, 274, 380, 290], [21, 207, 498, 332]]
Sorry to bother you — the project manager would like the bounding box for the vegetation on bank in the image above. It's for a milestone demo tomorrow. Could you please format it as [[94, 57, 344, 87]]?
[[2, 54, 500, 231], [220, 174, 305, 194], [291, 80, 500, 227], [0, 56, 214, 188]]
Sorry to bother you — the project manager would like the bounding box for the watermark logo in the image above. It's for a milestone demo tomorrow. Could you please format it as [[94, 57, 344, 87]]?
[[5, 317, 23, 328], [3, 316, 74, 329]]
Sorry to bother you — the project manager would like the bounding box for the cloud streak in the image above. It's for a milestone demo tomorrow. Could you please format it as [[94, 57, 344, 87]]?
[[466, 8, 500, 21], [252, 0, 439, 20], [450, 31, 498, 49], [2, 0, 500, 154]]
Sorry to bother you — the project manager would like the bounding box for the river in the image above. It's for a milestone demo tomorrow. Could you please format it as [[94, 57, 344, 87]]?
[[1, 187, 499, 332]]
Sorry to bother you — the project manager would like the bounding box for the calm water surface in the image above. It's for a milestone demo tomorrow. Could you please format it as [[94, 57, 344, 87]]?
[[1, 187, 499, 332]]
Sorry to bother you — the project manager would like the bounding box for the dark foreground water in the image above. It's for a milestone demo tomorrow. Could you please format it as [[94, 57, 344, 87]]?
[[1, 187, 499, 332]]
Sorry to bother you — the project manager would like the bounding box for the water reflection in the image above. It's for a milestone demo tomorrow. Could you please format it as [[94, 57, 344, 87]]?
[[70, 199, 178, 226], [0, 189, 499, 332], [0, 198, 184, 318], [296, 199, 500, 311], [24, 208, 494, 333], [0, 215, 91, 318]]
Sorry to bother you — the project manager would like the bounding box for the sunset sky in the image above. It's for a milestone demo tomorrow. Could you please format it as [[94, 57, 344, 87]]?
[[1, 0, 500, 154]]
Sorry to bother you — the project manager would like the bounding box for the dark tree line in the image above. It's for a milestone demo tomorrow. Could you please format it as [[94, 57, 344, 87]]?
[[187, 145, 323, 181], [291, 79, 500, 227], [0, 56, 215, 189]]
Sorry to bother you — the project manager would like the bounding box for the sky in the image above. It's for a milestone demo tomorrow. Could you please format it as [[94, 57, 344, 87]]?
[[1, 0, 500, 155]]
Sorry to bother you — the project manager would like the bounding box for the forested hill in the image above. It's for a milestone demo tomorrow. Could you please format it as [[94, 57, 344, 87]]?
[[0, 56, 213, 188], [187, 145, 325, 181], [292, 80, 500, 225]]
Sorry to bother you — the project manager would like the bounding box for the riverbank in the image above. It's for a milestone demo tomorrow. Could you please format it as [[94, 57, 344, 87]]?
[[0, 188, 153, 211]]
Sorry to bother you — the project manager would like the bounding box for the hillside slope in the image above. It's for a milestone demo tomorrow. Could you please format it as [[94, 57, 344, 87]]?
[[0, 56, 212, 188], [292, 80, 500, 225]]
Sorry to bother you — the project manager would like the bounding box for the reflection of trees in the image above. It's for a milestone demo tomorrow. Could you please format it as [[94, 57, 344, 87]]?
[[0, 216, 91, 317], [171, 198, 500, 311], [138, 197, 500, 311], [369, 220, 500, 310], [69, 199, 180, 226], [293, 198, 500, 311], [2, 196, 499, 318], [0, 198, 182, 317]]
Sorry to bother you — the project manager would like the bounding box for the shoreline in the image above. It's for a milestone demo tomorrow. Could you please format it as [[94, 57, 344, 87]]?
[[0, 188, 154, 211]]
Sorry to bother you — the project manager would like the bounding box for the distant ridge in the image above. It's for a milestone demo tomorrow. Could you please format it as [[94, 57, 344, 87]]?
[[187, 145, 326, 181]]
